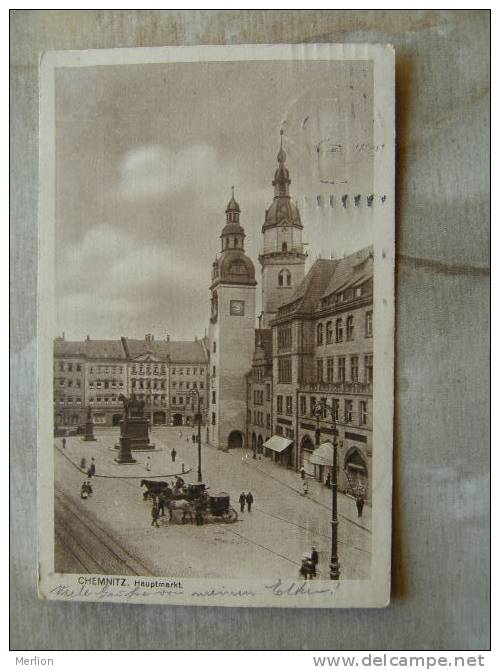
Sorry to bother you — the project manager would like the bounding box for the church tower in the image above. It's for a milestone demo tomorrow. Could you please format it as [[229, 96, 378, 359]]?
[[208, 189, 257, 451], [259, 131, 307, 328]]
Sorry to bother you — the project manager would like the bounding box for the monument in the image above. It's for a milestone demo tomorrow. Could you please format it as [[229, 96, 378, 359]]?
[[82, 405, 96, 441], [114, 393, 155, 464]]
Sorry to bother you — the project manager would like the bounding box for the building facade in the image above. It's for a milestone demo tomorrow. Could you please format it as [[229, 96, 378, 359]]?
[[208, 189, 257, 451], [245, 330, 273, 456], [53, 334, 208, 429], [271, 248, 374, 500]]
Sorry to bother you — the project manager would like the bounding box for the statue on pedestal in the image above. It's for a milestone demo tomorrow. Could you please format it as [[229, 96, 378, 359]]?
[[82, 404, 96, 442]]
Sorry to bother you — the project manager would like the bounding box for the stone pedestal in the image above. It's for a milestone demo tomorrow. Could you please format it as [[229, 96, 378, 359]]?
[[82, 421, 96, 441], [114, 436, 136, 464], [115, 417, 155, 452]]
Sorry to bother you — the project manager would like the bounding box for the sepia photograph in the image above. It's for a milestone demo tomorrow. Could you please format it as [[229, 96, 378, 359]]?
[[37, 43, 395, 608]]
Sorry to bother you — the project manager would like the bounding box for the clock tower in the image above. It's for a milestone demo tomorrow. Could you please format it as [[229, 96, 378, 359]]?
[[208, 189, 257, 451], [259, 131, 307, 328]]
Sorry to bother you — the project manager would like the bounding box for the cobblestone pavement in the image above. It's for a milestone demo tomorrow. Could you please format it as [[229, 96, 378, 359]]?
[[54, 427, 371, 580]]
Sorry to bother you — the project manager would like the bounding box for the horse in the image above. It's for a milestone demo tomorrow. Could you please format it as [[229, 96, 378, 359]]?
[[140, 479, 170, 501], [165, 499, 195, 524]]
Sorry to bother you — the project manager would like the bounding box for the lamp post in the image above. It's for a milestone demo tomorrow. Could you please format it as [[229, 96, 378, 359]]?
[[189, 388, 202, 482], [312, 399, 340, 581]]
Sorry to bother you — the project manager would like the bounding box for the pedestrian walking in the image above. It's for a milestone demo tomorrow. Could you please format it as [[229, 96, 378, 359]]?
[[356, 495, 365, 518], [300, 466, 306, 480], [302, 479, 309, 496], [87, 457, 96, 478], [239, 492, 246, 513], [195, 499, 204, 526], [171, 447, 177, 463], [145, 456, 151, 472], [325, 472, 331, 488], [181, 462, 185, 474], [245, 491, 254, 512], [158, 495, 165, 517], [192, 433, 196, 444], [62, 437, 66, 449], [151, 503, 160, 528], [80, 457, 86, 471], [299, 554, 315, 580], [310, 547, 319, 577], [178, 430, 182, 439]]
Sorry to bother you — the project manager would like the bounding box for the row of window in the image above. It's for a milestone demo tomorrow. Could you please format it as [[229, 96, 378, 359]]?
[[276, 395, 294, 415], [277, 326, 292, 350], [57, 362, 83, 373], [172, 381, 204, 390], [171, 368, 205, 376], [55, 362, 206, 376], [131, 379, 167, 390], [320, 281, 371, 309], [57, 379, 81, 388], [316, 355, 373, 384], [317, 312, 372, 345], [88, 396, 168, 405], [252, 367, 268, 382], [89, 380, 125, 389], [278, 358, 292, 383], [252, 410, 271, 428], [88, 365, 124, 374], [300, 396, 369, 426], [171, 396, 204, 406], [253, 390, 265, 405], [131, 364, 166, 375], [55, 396, 82, 405]]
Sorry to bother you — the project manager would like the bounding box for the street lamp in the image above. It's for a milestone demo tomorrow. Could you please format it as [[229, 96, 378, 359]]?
[[312, 399, 340, 581], [189, 388, 202, 482]]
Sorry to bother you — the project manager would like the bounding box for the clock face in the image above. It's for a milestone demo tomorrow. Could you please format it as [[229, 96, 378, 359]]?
[[230, 300, 245, 316]]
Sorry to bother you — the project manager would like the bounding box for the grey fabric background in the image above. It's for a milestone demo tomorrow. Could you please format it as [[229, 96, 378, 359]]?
[[10, 10, 490, 650]]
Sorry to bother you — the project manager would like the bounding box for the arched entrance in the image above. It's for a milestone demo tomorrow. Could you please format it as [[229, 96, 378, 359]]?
[[300, 435, 315, 476], [228, 430, 243, 449], [153, 411, 166, 425], [257, 434, 263, 454], [344, 448, 368, 496], [172, 413, 183, 426], [112, 413, 123, 426]]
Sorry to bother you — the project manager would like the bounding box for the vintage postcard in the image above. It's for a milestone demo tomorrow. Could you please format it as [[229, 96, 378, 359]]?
[[38, 43, 395, 608]]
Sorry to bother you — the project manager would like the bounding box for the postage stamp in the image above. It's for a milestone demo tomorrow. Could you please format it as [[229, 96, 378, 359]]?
[[38, 43, 394, 607]]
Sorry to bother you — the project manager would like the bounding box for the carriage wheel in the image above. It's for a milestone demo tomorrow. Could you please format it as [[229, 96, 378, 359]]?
[[223, 507, 238, 523]]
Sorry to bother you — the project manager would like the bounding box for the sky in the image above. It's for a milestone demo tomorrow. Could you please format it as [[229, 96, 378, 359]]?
[[54, 58, 374, 341]]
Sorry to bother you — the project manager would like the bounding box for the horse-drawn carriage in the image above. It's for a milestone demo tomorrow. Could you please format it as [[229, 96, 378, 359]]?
[[140, 479, 238, 524]]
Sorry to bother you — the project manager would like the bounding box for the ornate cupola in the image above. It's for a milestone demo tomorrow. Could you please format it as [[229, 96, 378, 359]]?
[[263, 130, 303, 232], [211, 188, 256, 290], [220, 186, 246, 253]]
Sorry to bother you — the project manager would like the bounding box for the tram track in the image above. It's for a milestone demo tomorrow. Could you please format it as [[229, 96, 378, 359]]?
[[54, 485, 153, 576]]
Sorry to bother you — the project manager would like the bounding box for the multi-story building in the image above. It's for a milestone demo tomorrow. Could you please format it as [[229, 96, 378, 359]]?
[[53, 338, 87, 427], [245, 329, 273, 456], [167, 340, 208, 427], [84, 339, 128, 426], [271, 247, 374, 499], [53, 334, 208, 428]]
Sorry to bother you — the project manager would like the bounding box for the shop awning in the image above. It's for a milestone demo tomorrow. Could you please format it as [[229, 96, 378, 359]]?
[[263, 436, 293, 453], [310, 441, 334, 466]]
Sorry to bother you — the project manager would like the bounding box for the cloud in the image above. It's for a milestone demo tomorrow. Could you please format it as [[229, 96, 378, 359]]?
[[118, 143, 221, 201]]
